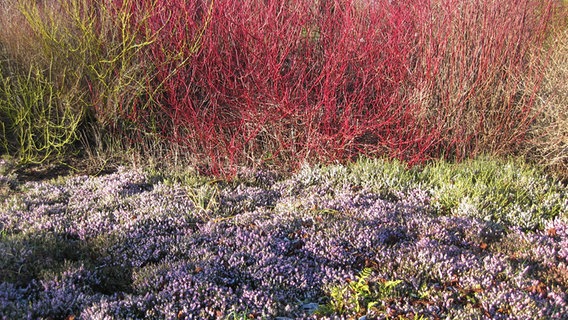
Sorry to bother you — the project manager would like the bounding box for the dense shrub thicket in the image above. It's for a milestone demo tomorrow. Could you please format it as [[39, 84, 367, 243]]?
[[0, 0, 565, 175]]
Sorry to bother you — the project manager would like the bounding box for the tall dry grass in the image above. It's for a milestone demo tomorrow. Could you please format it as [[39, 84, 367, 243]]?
[[527, 1, 568, 176]]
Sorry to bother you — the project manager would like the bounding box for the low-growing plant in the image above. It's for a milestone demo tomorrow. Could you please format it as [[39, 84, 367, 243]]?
[[0, 232, 93, 287], [1, 159, 568, 318], [0, 155, 15, 175], [419, 157, 568, 229], [288, 156, 568, 229], [291, 158, 415, 191], [317, 268, 402, 317], [186, 183, 220, 219], [224, 308, 264, 320]]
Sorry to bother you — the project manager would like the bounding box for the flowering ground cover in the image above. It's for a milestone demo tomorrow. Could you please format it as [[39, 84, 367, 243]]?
[[1, 158, 568, 319]]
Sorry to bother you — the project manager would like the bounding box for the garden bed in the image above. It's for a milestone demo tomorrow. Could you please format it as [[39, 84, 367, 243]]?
[[1, 158, 567, 319]]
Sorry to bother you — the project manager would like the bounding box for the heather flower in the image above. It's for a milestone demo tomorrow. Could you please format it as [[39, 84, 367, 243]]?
[[1, 162, 568, 318]]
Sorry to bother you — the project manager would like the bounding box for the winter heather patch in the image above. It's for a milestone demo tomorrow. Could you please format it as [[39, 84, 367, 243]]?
[[1, 160, 568, 319]]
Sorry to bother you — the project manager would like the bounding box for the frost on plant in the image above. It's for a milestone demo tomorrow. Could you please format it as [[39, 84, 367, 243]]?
[[1, 160, 567, 318]]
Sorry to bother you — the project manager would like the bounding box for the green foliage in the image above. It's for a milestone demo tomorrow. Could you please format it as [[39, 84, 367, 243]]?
[[224, 308, 264, 320], [346, 158, 421, 194], [185, 183, 220, 219], [419, 157, 568, 229], [291, 158, 419, 198], [306, 156, 568, 230], [316, 268, 402, 316], [151, 168, 224, 220]]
